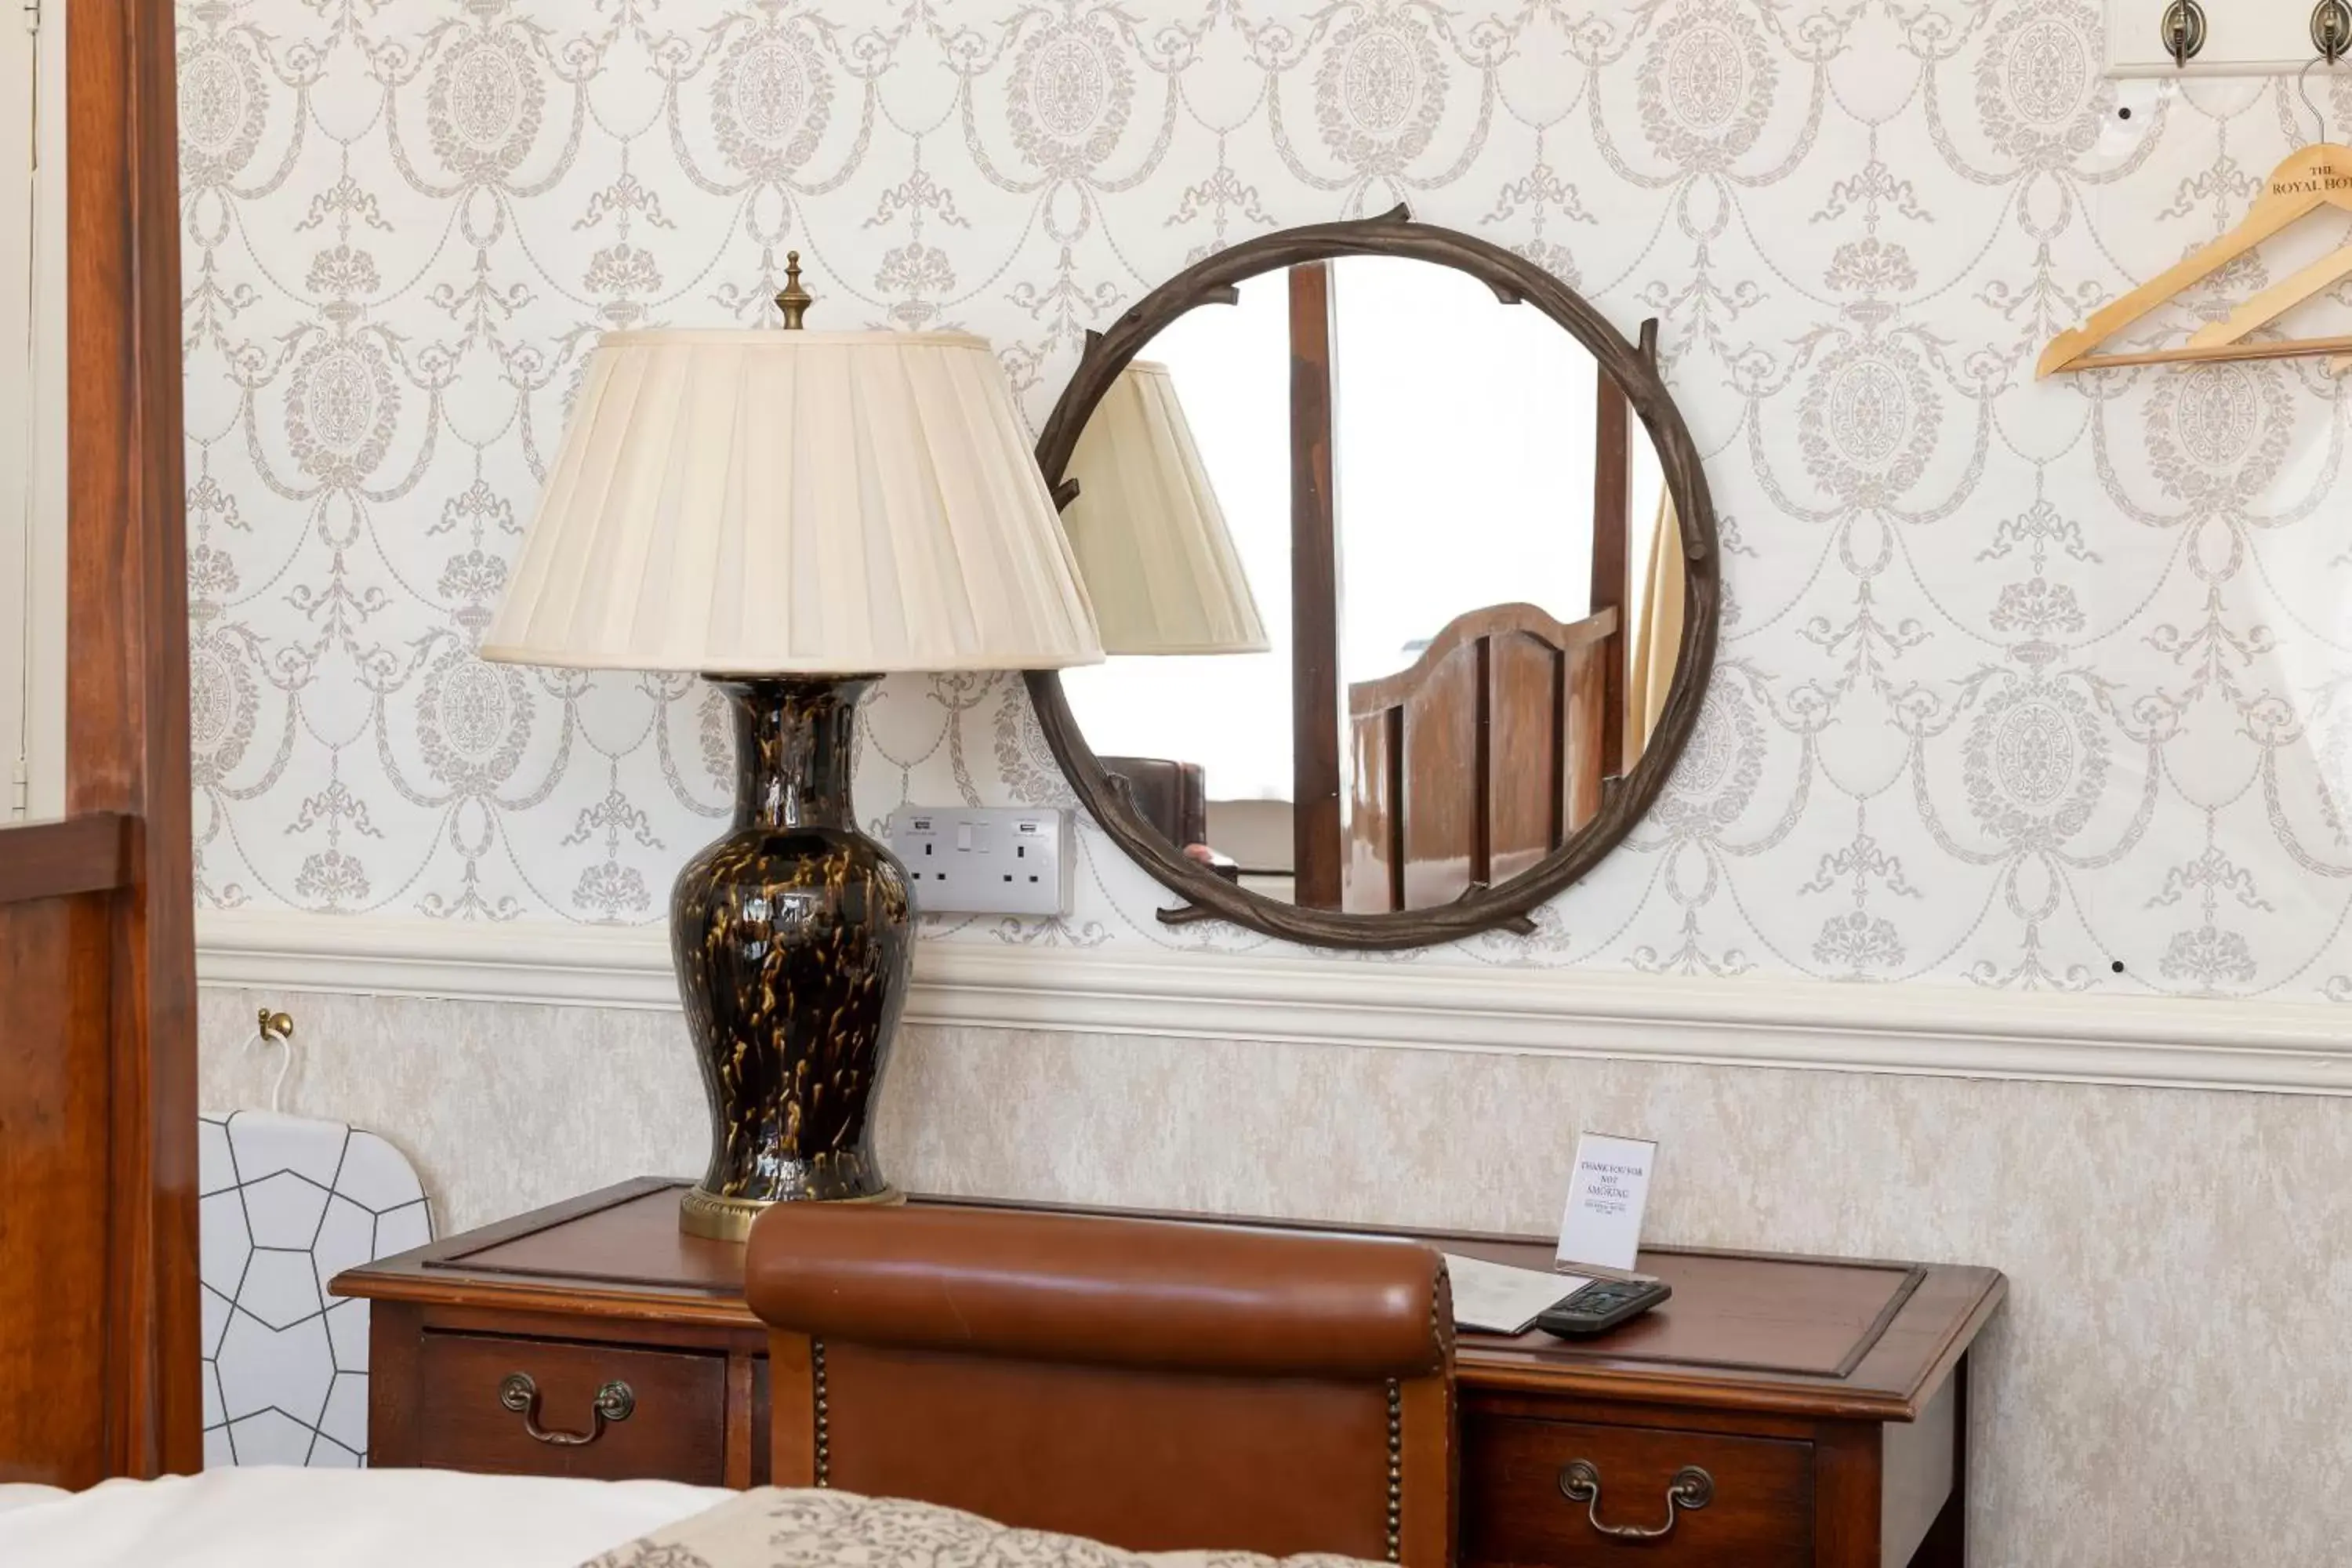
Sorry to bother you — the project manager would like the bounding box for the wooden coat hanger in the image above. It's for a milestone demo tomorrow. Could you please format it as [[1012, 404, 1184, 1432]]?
[[2177, 64, 2352, 375], [2038, 138, 2352, 376]]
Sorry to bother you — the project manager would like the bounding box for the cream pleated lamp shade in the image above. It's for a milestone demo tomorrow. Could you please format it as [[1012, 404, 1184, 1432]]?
[[1058, 360, 1270, 656], [482, 330, 1103, 674]]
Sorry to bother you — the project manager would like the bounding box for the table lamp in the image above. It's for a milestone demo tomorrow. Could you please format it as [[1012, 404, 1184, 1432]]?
[[483, 257, 1103, 1240], [1057, 360, 1269, 655]]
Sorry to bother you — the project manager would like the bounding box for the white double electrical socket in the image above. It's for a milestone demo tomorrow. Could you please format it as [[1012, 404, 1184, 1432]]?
[[886, 807, 1072, 918]]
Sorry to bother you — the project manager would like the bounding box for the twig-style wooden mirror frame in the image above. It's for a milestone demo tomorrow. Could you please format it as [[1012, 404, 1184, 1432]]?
[[1025, 209, 1721, 950]]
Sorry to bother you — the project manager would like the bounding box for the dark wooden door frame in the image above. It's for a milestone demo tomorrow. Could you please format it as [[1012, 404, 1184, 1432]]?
[[0, 0, 199, 1485], [77, 0, 201, 1479]]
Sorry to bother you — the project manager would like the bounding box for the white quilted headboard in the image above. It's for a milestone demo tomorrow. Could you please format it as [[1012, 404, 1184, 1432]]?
[[198, 1112, 433, 1467]]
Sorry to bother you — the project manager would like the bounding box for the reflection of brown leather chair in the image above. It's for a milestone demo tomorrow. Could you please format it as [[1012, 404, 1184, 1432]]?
[[746, 1203, 1455, 1566], [1099, 755, 1209, 848]]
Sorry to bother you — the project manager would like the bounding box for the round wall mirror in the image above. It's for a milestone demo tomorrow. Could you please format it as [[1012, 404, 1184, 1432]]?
[[1027, 210, 1719, 949]]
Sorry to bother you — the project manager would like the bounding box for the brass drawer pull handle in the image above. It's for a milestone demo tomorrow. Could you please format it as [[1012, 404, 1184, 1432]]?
[[497, 1372, 634, 1446], [1558, 1459, 1713, 1541]]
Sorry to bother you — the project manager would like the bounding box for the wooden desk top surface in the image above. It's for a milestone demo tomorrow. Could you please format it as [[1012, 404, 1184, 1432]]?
[[334, 1178, 2004, 1426]]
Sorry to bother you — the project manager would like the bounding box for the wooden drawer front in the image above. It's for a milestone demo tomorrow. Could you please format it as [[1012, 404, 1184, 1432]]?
[[1464, 1414, 1813, 1567], [416, 1332, 726, 1483]]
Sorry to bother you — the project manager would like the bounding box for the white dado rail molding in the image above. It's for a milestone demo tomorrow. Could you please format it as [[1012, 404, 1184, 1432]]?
[[196, 909, 2352, 1097]]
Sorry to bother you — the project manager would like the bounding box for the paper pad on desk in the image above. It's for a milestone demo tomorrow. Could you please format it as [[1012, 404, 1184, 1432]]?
[[1443, 1253, 1589, 1334]]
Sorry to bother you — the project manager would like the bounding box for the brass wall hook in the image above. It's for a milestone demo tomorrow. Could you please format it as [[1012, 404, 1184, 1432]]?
[[2161, 0, 2206, 67], [2318, 0, 2352, 65], [256, 1009, 296, 1113]]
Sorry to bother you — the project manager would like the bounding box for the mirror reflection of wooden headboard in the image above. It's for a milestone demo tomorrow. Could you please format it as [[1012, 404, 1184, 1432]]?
[[0, 0, 199, 1486], [1345, 602, 1617, 916]]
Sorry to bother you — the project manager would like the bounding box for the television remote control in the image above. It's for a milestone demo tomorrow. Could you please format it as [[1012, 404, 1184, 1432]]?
[[1533, 1276, 1671, 1338]]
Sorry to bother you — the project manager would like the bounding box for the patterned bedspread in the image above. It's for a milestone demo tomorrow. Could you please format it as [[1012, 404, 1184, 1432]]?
[[586, 1489, 1380, 1568]]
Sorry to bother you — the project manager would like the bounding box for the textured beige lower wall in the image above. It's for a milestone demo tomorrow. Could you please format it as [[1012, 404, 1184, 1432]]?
[[198, 985, 2347, 1566]]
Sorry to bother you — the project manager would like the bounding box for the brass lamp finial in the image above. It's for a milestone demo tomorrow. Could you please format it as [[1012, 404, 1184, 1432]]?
[[775, 251, 812, 330]]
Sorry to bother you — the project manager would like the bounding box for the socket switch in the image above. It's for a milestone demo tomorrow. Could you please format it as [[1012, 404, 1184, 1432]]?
[[887, 807, 1072, 918]]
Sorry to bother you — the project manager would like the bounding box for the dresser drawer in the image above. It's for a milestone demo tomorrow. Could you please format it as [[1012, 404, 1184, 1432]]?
[[414, 1332, 727, 1483], [1463, 1414, 1814, 1567]]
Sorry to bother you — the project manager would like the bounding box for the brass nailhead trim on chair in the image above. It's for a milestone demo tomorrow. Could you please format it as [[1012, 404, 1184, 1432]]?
[[1384, 1257, 1448, 1564], [813, 1339, 830, 1486], [1430, 1259, 1454, 1360], [1385, 1377, 1403, 1562]]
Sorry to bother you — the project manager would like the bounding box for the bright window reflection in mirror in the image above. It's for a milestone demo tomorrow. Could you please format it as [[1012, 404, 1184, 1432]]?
[[1333, 256, 1598, 684]]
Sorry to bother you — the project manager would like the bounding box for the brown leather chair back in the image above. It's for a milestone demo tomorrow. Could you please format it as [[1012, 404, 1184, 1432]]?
[[746, 1204, 1455, 1567], [1099, 756, 1210, 848]]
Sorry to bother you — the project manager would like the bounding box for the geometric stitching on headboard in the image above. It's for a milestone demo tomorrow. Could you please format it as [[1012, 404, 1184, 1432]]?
[[198, 1111, 433, 1467]]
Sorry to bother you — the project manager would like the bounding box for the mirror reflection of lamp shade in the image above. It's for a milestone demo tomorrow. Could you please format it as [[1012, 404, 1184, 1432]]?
[[1058, 361, 1271, 656]]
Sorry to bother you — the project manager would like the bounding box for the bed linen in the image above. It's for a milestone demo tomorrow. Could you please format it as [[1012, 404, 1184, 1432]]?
[[0, 1466, 728, 1566], [589, 1486, 1381, 1568], [0, 1472, 1385, 1568]]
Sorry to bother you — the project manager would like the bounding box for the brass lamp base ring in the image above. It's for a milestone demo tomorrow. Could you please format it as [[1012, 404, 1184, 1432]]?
[[679, 1183, 905, 1242]]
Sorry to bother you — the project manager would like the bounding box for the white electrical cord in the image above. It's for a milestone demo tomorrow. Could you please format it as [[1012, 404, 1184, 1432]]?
[[265, 1032, 293, 1115], [256, 1011, 297, 1114], [10, 0, 43, 822]]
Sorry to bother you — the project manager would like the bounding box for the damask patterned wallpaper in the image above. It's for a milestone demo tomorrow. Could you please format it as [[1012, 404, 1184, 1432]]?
[[180, 0, 2352, 999]]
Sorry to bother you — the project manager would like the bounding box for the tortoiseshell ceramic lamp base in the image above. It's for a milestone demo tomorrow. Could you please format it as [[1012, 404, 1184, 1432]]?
[[671, 675, 913, 1242]]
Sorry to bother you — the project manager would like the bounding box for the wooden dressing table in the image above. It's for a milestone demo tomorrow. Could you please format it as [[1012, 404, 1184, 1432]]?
[[334, 1180, 2003, 1567]]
